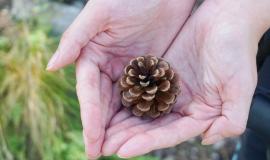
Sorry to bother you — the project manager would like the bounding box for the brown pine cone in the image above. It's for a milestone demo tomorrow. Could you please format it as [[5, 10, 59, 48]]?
[[119, 55, 180, 118]]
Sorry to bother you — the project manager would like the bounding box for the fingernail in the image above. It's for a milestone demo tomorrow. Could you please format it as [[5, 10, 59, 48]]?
[[117, 145, 132, 159], [117, 153, 129, 159], [117, 141, 140, 159], [201, 135, 222, 145], [46, 51, 59, 71]]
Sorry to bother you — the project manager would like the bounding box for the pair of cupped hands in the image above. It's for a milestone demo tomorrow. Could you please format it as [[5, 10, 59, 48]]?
[[46, 0, 269, 159]]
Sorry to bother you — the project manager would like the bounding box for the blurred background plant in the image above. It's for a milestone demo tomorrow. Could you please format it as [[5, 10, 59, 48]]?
[[0, 0, 236, 160], [0, 5, 85, 160]]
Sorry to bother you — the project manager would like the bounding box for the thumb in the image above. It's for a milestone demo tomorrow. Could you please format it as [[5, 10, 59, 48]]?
[[202, 65, 257, 145], [201, 116, 246, 145], [47, 1, 108, 71], [201, 94, 253, 145]]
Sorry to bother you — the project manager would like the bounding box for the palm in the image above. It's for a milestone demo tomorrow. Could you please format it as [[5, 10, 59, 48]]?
[[102, 1, 258, 158]]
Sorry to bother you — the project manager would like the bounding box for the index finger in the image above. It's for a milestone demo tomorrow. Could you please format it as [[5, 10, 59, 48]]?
[[76, 54, 103, 158]]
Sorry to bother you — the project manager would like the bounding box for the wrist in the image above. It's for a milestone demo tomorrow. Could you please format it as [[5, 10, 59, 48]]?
[[209, 0, 270, 40], [242, 0, 270, 39]]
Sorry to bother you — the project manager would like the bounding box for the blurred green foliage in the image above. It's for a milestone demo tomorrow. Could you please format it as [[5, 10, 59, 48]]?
[[0, 8, 158, 160], [0, 14, 83, 160]]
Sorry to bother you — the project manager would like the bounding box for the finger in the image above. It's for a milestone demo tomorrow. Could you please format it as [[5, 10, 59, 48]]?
[[47, 1, 108, 71], [83, 131, 103, 159], [117, 117, 209, 158], [103, 111, 148, 156], [200, 103, 250, 144], [106, 116, 148, 141], [105, 84, 123, 126], [84, 73, 112, 159], [103, 114, 179, 156], [76, 55, 104, 158], [108, 108, 132, 127], [103, 120, 149, 156], [76, 55, 102, 142], [100, 73, 113, 124]]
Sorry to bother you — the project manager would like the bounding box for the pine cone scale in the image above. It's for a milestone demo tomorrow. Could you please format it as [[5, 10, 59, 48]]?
[[142, 93, 155, 101], [157, 103, 170, 111], [129, 88, 143, 97], [158, 80, 170, 92], [136, 101, 152, 112], [156, 92, 176, 104], [132, 107, 144, 117], [145, 85, 158, 94]]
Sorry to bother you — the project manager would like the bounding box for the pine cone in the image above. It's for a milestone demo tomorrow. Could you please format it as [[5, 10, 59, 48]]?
[[119, 55, 180, 118]]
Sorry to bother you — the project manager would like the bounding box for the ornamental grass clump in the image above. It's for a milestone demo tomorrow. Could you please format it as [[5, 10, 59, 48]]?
[[0, 16, 79, 160]]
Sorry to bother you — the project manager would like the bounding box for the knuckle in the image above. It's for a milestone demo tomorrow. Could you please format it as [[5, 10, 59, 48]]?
[[61, 30, 71, 43], [61, 29, 83, 48], [226, 125, 246, 137], [83, 128, 100, 142]]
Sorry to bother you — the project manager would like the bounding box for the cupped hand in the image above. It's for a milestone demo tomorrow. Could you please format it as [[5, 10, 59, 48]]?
[[102, 0, 261, 158], [47, 0, 196, 159]]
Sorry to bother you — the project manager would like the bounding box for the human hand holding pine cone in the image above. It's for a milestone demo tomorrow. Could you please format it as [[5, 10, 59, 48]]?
[[102, 0, 270, 158], [46, 0, 195, 159]]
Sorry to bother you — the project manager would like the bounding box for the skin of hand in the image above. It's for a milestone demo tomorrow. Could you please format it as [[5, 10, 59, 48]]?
[[46, 0, 196, 159], [102, 0, 270, 158]]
